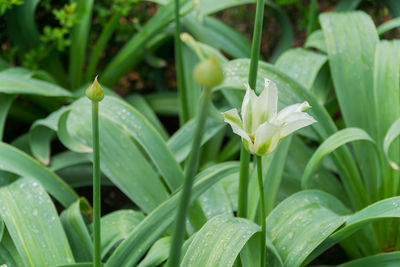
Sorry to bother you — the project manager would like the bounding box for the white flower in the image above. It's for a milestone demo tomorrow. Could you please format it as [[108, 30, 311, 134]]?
[[222, 78, 316, 156]]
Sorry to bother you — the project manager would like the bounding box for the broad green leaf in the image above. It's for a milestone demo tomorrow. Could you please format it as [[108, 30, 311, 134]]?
[[181, 214, 260, 266], [30, 107, 67, 165], [335, 0, 361, 11], [0, 68, 71, 97], [321, 11, 380, 201], [301, 128, 375, 190], [94, 210, 145, 259], [266, 190, 349, 267], [137, 237, 171, 267], [60, 198, 93, 262], [125, 94, 169, 140], [372, 40, 400, 197], [0, 177, 75, 266], [0, 229, 24, 267], [304, 30, 326, 53], [59, 103, 169, 213], [338, 251, 400, 267], [105, 162, 239, 266], [168, 118, 225, 163], [306, 196, 400, 264], [0, 142, 78, 207], [275, 48, 327, 90], [62, 96, 184, 192]]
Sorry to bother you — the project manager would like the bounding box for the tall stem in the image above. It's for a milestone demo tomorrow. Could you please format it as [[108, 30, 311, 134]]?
[[237, 144, 250, 217], [237, 0, 265, 218], [257, 156, 266, 267], [248, 0, 265, 88], [175, 0, 189, 125], [167, 87, 212, 267], [92, 102, 101, 267]]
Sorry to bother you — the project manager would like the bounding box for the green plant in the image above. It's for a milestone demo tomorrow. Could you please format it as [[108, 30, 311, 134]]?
[[3, 1, 400, 267]]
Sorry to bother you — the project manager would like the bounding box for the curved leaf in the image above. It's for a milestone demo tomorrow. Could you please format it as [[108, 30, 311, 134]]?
[[0, 142, 78, 207], [0, 177, 75, 266], [181, 214, 260, 266], [301, 128, 375, 189], [384, 117, 400, 170], [306, 196, 400, 264], [377, 17, 400, 35], [105, 162, 239, 266], [60, 198, 93, 262], [266, 190, 349, 267], [338, 251, 400, 267]]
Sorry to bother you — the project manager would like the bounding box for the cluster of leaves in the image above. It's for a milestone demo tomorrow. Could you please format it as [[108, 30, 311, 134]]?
[[2, 0, 400, 267]]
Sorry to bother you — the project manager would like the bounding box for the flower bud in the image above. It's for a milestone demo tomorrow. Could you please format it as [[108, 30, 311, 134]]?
[[193, 55, 223, 88], [86, 76, 104, 102]]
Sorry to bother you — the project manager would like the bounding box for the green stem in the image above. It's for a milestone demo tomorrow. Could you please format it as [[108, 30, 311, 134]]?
[[248, 0, 265, 88], [92, 102, 101, 267], [257, 156, 266, 267], [237, 0, 265, 220], [167, 87, 212, 267], [175, 0, 189, 125], [237, 144, 250, 218]]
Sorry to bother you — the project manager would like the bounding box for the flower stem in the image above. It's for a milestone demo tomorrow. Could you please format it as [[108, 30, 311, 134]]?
[[257, 156, 266, 267], [167, 87, 212, 267], [175, 0, 189, 125], [237, 0, 265, 220], [91, 102, 101, 267], [248, 0, 265, 88], [237, 144, 250, 217]]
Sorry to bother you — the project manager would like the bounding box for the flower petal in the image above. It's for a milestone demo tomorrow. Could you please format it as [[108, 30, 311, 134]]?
[[222, 108, 251, 143], [279, 112, 316, 138], [254, 78, 278, 126], [276, 101, 311, 122], [241, 83, 257, 133], [254, 121, 279, 156]]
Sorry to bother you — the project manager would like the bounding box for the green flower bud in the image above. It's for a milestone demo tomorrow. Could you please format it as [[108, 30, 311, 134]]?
[[86, 76, 104, 102], [193, 55, 223, 88]]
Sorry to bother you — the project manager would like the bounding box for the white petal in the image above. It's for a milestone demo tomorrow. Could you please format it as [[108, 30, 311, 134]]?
[[253, 121, 279, 156], [279, 112, 316, 138], [222, 108, 251, 143], [253, 78, 278, 129], [241, 83, 257, 133], [243, 138, 255, 154], [276, 101, 311, 122]]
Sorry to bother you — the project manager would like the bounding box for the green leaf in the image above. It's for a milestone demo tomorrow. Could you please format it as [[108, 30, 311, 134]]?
[[304, 30, 326, 53], [69, 0, 94, 89], [0, 68, 72, 97], [275, 48, 327, 90], [320, 11, 380, 200], [60, 198, 93, 262], [306, 196, 400, 264], [168, 118, 225, 163], [301, 128, 376, 190], [377, 17, 400, 35], [384, 117, 400, 170], [105, 162, 239, 266], [338, 252, 400, 267], [95, 210, 145, 259], [0, 94, 14, 140], [266, 190, 349, 267], [137, 237, 171, 267], [181, 214, 260, 266], [0, 142, 78, 207], [0, 177, 75, 266], [0, 229, 24, 267]]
